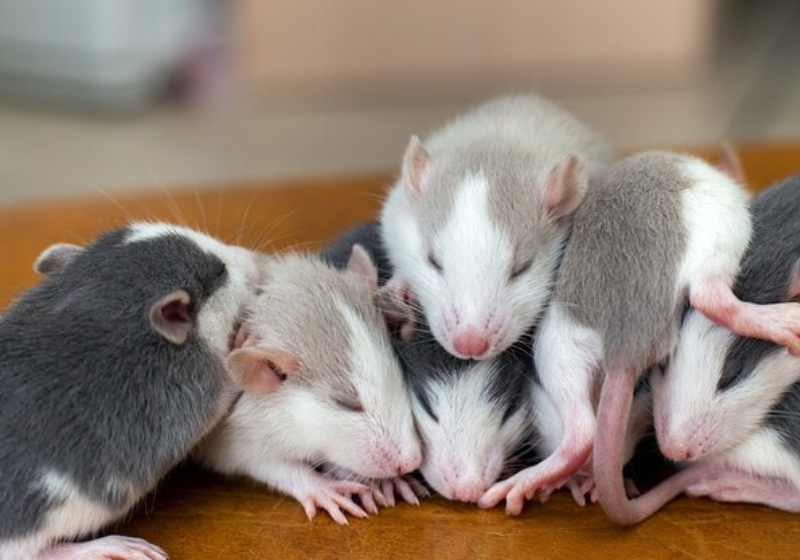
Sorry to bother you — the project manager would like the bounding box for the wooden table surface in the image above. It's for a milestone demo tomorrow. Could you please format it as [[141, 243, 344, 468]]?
[[2, 142, 800, 560]]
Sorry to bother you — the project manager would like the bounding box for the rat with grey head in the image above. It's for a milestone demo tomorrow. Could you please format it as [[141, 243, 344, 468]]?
[[324, 222, 536, 503], [0, 223, 261, 560], [655, 177, 800, 511], [480, 149, 800, 522], [195, 247, 424, 525], [381, 94, 614, 360]]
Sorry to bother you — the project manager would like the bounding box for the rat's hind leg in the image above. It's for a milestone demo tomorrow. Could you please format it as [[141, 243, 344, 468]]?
[[479, 308, 601, 515], [691, 277, 800, 355], [686, 467, 800, 512]]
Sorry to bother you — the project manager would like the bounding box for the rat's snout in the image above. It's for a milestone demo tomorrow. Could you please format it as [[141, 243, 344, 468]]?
[[441, 472, 488, 503], [452, 327, 490, 358], [371, 440, 423, 477], [658, 420, 709, 463]]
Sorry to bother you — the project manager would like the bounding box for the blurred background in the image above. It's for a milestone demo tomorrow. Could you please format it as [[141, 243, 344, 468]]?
[[0, 0, 799, 205]]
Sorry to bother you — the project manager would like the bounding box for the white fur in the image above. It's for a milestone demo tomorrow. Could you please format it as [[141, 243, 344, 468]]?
[[656, 311, 800, 461], [196, 286, 421, 506], [381, 95, 613, 360], [676, 159, 752, 290], [533, 306, 603, 455], [414, 360, 531, 502], [716, 428, 800, 488], [0, 471, 121, 560]]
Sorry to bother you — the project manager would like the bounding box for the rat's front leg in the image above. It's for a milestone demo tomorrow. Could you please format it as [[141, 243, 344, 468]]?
[[248, 461, 370, 525], [322, 465, 430, 512]]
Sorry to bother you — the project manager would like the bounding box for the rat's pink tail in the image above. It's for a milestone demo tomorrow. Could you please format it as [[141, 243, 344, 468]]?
[[594, 369, 712, 525]]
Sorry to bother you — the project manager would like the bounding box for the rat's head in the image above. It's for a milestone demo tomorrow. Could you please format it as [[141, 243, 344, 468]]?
[[34, 222, 261, 365], [400, 336, 531, 502], [381, 136, 587, 360], [655, 310, 800, 463], [227, 248, 422, 479]]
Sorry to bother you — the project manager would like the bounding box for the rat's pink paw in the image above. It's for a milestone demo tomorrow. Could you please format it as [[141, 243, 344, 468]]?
[[565, 472, 596, 507], [39, 536, 167, 560], [734, 303, 800, 355], [300, 480, 370, 525]]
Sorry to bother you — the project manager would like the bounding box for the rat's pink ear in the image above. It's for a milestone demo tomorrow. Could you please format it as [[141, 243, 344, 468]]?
[[544, 155, 588, 218], [346, 244, 378, 294], [226, 347, 300, 393], [402, 135, 431, 198], [150, 290, 193, 345], [34, 243, 85, 275], [378, 277, 417, 341], [718, 142, 746, 185]]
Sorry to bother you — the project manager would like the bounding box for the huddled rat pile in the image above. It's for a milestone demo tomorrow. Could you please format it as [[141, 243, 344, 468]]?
[[2, 94, 799, 558]]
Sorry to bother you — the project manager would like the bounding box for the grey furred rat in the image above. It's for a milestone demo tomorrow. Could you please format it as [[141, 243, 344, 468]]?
[[324, 222, 536, 503], [655, 177, 800, 511], [381, 94, 614, 361], [480, 149, 800, 522], [0, 223, 260, 560], [195, 242, 423, 525]]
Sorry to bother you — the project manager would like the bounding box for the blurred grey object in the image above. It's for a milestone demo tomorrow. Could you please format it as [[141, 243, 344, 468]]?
[[0, 0, 216, 111]]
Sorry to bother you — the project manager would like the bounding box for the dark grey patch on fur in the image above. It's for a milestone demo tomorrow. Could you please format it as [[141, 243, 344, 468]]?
[[556, 151, 690, 368], [323, 221, 534, 428], [0, 227, 231, 539], [705, 177, 800, 458], [320, 222, 393, 286], [718, 178, 800, 392], [395, 322, 533, 428]]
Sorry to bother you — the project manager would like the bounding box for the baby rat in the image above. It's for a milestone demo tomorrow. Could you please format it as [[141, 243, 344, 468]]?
[[655, 177, 800, 511], [398, 324, 536, 503], [325, 222, 536, 503], [0, 223, 260, 560], [195, 249, 423, 525], [481, 149, 800, 521], [381, 94, 614, 360]]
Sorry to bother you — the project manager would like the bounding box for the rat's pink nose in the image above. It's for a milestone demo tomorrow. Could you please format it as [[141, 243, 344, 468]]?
[[453, 329, 490, 358], [450, 482, 486, 503]]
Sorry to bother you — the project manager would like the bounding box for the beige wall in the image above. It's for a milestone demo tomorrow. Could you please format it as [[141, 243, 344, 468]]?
[[235, 0, 718, 106]]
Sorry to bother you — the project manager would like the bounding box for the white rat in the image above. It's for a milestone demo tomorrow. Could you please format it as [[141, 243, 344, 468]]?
[[480, 149, 800, 522], [195, 248, 424, 524], [381, 94, 614, 360], [655, 177, 800, 511]]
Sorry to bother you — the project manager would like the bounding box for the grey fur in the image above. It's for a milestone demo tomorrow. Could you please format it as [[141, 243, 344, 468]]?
[[320, 221, 393, 285], [323, 222, 535, 462], [707, 177, 800, 455], [0, 227, 234, 540], [247, 253, 389, 407], [414, 94, 613, 267], [556, 151, 691, 369]]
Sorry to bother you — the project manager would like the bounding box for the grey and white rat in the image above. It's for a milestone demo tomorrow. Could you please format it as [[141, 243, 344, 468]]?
[[655, 177, 800, 511], [326, 222, 537, 503], [0, 223, 261, 560], [381, 94, 614, 360], [195, 248, 424, 525], [480, 149, 800, 522]]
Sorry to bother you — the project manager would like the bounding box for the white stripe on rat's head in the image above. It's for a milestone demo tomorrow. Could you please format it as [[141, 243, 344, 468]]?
[[413, 360, 530, 503], [386, 169, 564, 360]]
